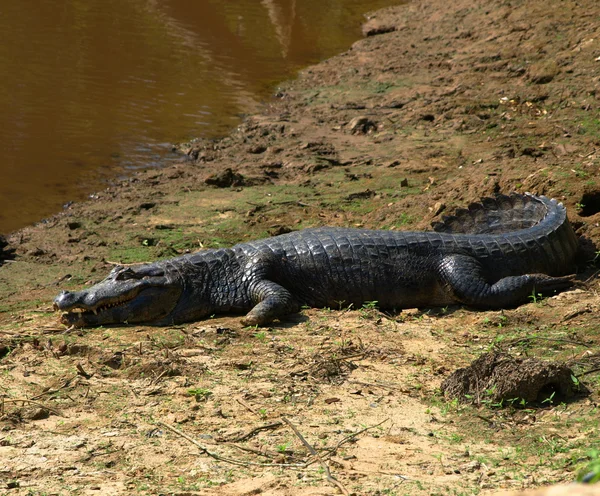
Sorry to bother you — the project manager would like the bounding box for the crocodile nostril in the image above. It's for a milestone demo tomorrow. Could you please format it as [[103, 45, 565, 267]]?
[[54, 290, 72, 307]]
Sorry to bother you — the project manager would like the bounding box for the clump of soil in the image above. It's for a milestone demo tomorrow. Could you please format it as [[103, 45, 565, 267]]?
[[205, 168, 246, 188], [0, 235, 14, 263], [441, 352, 586, 404]]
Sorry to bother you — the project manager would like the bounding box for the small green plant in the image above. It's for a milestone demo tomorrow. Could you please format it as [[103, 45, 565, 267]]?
[[541, 391, 556, 405], [187, 388, 212, 402], [441, 397, 461, 415], [258, 408, 267, 420], [359, 300, 379, 319], [449, 433, 464, 444], [254, 331, 268, 342], [528, 290, 545, 305], [277, 442, 291, 453]]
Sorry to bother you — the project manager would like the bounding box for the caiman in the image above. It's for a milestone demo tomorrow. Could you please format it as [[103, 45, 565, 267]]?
[[54, 193, 579, 327]]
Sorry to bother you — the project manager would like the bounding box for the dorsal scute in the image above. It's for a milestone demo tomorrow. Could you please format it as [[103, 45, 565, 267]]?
[[431, 193, 553, 235]]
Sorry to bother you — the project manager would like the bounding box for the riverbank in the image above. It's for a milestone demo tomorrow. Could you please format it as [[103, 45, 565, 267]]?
[[1, 0, 600, 494]]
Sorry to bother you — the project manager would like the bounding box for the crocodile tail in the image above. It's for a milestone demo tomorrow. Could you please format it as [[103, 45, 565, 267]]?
[[431, 193, 555, 234]]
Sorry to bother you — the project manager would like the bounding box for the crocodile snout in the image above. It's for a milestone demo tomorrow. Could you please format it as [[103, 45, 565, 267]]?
[[54, 290, 74, 311]]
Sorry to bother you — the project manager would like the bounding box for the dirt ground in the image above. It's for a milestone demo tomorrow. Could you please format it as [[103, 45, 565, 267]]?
[[2, 0, 600, 494]]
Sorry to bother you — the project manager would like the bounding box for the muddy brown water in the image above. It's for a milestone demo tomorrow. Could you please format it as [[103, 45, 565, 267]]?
[[0, 0, 401, 235]]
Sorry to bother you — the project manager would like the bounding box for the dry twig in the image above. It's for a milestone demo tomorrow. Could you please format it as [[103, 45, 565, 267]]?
[[503, 336, 588, 348], [282, 416, 350, 496], [236, 397, 260, 416], [321, 418, 390, 459], [2, 398, 64, 417], [577, 367, 600, 378], [29, 376, 75, 400], [225, 420, 283, 442], [157, 421, 306, 468]]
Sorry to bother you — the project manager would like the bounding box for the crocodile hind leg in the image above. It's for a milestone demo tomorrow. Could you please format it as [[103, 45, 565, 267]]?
[[241, 280, 299, 326], [437, 254, 575, 309]]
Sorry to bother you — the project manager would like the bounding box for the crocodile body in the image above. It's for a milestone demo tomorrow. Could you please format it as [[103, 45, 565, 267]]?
[[54, 194, 578, 327]]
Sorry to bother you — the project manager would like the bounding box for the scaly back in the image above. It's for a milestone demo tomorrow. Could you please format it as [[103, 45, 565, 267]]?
[[432, 193, 554, 234], [432, 193, 578, 276]]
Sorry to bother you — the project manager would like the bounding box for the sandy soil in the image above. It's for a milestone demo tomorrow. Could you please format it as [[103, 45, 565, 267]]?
[[1, 0, 600, 494]]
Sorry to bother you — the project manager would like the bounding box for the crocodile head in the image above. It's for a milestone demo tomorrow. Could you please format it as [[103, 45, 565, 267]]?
[[53, 264, 183, 327]]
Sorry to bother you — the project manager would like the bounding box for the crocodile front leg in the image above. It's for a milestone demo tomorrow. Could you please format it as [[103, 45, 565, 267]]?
[[438, 254, 575, 308], [241, 279, 299, 326]]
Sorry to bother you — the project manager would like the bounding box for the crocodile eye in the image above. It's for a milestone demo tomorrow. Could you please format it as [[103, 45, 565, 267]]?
[[115, 268, 140, 281]]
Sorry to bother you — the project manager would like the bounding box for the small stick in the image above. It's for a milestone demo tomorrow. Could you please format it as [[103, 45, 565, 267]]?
[[506, 336, 588, 347], [76, 363, 92, 379], [328, 353, 366, 363], [157, 421, 305, 468], [282, 417, 350, 496], [225, 443, 276, 459], [41, 328, 71, 335], [562, 308, 592, 322], [225, 420, 283, 442], [319, 419, 390, 461], [476, 414, 497, 426], [347, 380, 405, 392], [236, 397, 260, 416], [3, 398, 63, 417], [30, 377, 75, 400], [150, 368, 169, 385], [584, 269, 600, 284], [577, 367, 600, 378]]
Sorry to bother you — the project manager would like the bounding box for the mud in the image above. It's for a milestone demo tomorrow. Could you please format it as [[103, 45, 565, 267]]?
[[441, 352, 586, 404], [1, 0, 600, 494]]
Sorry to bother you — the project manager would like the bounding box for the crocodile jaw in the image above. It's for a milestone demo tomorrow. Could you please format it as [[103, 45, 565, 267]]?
[[53, 266, 182, 327]]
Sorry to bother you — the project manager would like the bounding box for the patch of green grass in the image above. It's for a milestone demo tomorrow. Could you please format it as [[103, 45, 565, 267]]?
[[381, 213, 414, 229], [101, 167, 427, 265], [577, 116, 600, 135], [254, 330, 268, 342], [577, 450, 600, 483], [106, 245, 157, 264]]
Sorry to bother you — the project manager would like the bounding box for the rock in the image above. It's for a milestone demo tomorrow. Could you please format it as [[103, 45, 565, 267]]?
[[205, 168, 246, 188], [348, 116, 377, 134], [22, 407, 50, 421], [346, 190, 376, 201], [528, 61, 559, 84], [103, 352, 124, 369], [521, 147, 544, 157], [269, 225, 294, 236], [362, 21, 397, 37], [430, 202, 446, 216], [0, 235, 14, 263], [247, 144, 267, 154], [26, 247, 45, 257]]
